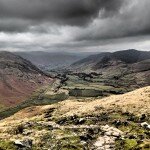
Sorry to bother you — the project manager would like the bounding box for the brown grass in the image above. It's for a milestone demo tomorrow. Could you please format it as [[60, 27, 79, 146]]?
[[1, 86, 149, 125]]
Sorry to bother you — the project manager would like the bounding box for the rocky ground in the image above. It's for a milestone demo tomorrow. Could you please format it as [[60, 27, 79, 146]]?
[[0, 86, 149, 150]]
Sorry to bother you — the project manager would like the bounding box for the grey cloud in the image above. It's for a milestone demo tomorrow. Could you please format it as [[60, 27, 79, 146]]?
[[0, 0, 150, 52], [0, 0, 125, 32], [74, 0, 150, 41], [0, 18, 31, 32]]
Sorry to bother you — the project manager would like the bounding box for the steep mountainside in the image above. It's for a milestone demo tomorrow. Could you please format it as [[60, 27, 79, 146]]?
[[0, 51, 53, 109], [0, 86, 149, 149], [15, 51, 88, 70]]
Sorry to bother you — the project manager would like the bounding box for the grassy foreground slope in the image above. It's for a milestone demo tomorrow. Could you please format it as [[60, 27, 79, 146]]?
[[0, 86, 149, 149]]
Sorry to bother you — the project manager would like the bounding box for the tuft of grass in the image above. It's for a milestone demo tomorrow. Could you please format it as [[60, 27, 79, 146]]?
[[0, 140, 17, 150], [13, 124, 24, 134], [124, 139, 138, 149], [115, 139, 137, 150]]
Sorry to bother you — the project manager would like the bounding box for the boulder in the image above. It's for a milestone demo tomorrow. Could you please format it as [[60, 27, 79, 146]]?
[[14, 139, 32, 149]]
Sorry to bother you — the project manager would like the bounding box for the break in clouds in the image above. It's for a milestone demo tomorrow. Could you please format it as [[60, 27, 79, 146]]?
[[0, 0, 150, 52]]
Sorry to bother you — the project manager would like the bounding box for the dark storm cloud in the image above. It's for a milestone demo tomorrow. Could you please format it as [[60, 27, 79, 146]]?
[[0, 0, 150, 52], [0, 0, 125, 31], [74, 0, 150, 41], [0, 18, 31, 32]]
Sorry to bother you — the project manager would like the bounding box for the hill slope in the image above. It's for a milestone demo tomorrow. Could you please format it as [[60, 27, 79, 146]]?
[[2, 86, 150, 121], [0, 51, 53, 109], [69, 49, 150, 89], [0, 86, 149, 149], [71, 49, 150, 71]]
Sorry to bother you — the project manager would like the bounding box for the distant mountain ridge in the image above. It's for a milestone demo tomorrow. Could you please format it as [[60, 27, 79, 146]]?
[[71, 49, 150, 71], [15, 51, 89, 70], [0, 51, 53, 109]]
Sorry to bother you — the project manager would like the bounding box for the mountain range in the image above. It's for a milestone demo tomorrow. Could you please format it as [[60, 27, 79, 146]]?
[[0, 49, 149, 149], [15, 51, 91, 70], [1, 49, 149, 110]]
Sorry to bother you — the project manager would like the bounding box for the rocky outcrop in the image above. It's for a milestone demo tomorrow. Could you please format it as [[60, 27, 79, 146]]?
[[93, 125, 123, 150]]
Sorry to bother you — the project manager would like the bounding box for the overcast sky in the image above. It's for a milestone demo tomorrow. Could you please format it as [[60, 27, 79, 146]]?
[[0, 0, 150, 52]]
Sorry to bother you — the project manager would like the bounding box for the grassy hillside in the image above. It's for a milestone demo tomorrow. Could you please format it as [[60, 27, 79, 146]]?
[[0, 81, 69, 120], [0, 51, 53, 109], [0, 86, 149, 150]]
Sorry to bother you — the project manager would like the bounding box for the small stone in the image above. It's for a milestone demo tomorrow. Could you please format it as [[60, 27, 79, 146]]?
[[14, 139, 32, 149], [141, 122, 148, 127], [105, 145, 110, 149], [81, 141, 87, 145], [141, 122, 150, 129], [147, 125, 150, 130], [112, 131, 120, 137], [105, 131, 112, 136], [102, 125, 110, 130], [14, 140, 24, 147], [78, 118, 85, 124], [94, 137, 105, 147], [23, 130, 32, 135]]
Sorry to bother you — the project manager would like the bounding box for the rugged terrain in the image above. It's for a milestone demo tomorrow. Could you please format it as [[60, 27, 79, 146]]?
[[0, 86, 149, 149], [0, 52, 53, 110], [0, 50, 149, 150], [66, 50, 150, 92], [45, 50, 149, 99]]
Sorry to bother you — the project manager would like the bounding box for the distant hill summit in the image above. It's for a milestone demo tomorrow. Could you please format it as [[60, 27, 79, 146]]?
[[0, 51, 53, 109], [94, 49, 150, 69], [112, 49, 150, 63], [71, 49, 150, 71]]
